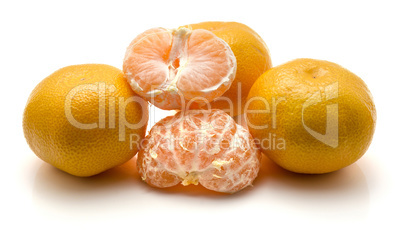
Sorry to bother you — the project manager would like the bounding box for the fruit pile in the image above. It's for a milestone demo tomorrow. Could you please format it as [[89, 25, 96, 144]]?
[[23, 21, 376, 193]]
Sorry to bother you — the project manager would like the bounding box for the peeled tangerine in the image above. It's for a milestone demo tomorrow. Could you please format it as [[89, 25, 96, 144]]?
[[137, 109, 261, 193], [123, 27, 237, 110]]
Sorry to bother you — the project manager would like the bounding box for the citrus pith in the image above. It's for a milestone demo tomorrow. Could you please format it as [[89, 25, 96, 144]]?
[[137, 109, 261, 193]]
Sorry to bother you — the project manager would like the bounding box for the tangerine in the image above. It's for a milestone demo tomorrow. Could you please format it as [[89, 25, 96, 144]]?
[[137, 109, 261, 193], [123, 27, 236, 110]]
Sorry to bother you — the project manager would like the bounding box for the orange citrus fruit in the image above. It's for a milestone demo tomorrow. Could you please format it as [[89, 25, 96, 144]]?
[[137, 109, 261, 193], [246, 58, 376, 174], [23, 64, 148, 176], [186, 21, 272, 116], [123, 27, 236, 110]]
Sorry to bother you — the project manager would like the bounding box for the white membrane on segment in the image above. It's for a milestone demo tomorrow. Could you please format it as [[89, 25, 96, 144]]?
[[124, 27, 237, 109], [138, 110, 260, 193], [196, 36, 236, 94]]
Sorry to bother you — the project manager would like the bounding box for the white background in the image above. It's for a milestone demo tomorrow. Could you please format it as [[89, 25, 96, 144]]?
[[1, 0, 401, 229]]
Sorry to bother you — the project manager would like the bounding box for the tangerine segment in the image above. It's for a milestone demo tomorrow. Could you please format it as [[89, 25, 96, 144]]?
[[137, 109, 261, 193], [123, 27, 236, 110]]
